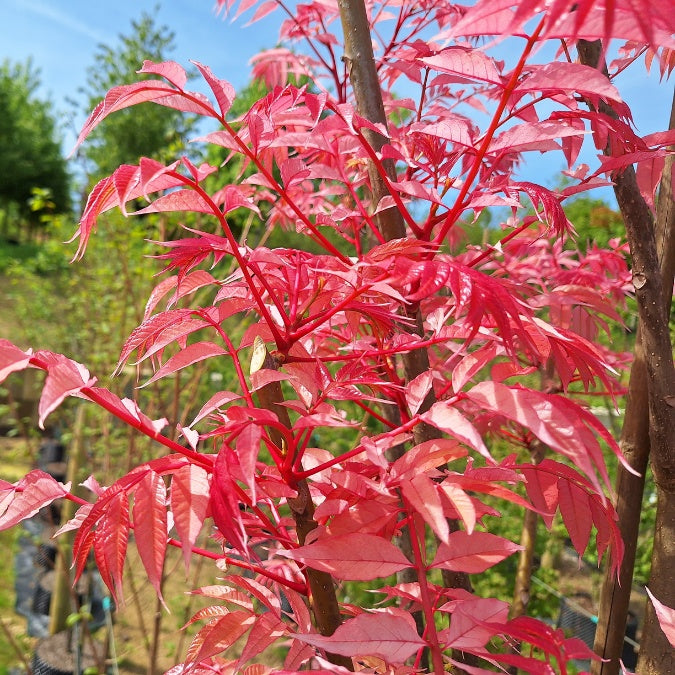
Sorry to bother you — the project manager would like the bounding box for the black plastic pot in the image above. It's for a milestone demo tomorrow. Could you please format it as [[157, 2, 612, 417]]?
[[31, 631, 101, 674], [32, 570, 87, 617], [38, 439, 66, 467], [38, 500, 63, 525], [34, 543, 57, 570]]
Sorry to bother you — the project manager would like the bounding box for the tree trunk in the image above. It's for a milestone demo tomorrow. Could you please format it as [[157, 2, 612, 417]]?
[[251, 338, 353, 671], [49, 406, 88, 635], [511, 441, 546, 620], [337, 3, 476, 671], [639, 487, 675, 673], [578, 41, 675, 675]]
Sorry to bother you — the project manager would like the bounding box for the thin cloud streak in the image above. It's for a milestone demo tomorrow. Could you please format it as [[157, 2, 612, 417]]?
[[16, 0, 107, 44]]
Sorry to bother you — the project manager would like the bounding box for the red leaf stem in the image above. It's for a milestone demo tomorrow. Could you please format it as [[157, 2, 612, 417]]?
[[403, 497, 444, 673], [434, 15, 547, 243], [27, 355, 213, 471], [166, 538, 307, 593]]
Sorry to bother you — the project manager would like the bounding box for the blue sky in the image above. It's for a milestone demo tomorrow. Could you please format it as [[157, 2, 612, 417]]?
[[1, 0, 673, 192], [0, 0, 276, 146]]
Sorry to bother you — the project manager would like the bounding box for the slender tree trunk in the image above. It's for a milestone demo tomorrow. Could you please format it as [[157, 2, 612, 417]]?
[[637, 94, 675, 669], [578, 41, 675, 675], [50, 406, 88, 634], [251, 338, 353, 670], [511, 441, 546, 620], [337, 2, 476, 671], [640, 488, 675, 673]]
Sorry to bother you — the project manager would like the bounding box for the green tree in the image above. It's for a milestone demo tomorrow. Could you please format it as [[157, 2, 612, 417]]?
[[78, 10, 194, 182], [564, 195, 624, 249], [0, 59, 70, 238]]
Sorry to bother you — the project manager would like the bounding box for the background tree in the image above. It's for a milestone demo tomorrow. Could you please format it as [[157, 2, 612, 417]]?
[[0, 59, 70, 240], [77, 10, 194, 183]]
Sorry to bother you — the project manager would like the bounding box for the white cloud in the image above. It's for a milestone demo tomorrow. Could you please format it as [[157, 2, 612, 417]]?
[[16, 0, 106, 44]]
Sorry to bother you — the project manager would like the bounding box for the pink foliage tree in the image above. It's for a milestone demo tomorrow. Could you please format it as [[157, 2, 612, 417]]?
[[2, 1, 674, 672]]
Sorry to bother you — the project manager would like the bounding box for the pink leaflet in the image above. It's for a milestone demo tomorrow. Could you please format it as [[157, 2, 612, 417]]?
[[210, 446, 246, 553], [405, 370, 434, 417], [238, 612, 286, 666], [444, 0, 673, 50], [85, 387, 168, 436], [421, 401, 491, 460], [401, 473, 449, 544], [391, 439, 466, 483], [142, 341, 228, 387], [284, 641, 315, 672], [182, 605, 228, 628], [116, 309, 209, 370], [36, 353, 96, 428], [133, 189, 214, 216], [189, 585, 254, 611], [192, 62, 236, 118], [441, 483, 477, 534], [247, 1, 278, 26], [451, 343, 499, 393], [73, 76, 214, 154], [186, 611, 255, 664], [557, 479, 593, 557], [293, 612, 425, 664], [515, 62, 622, 103], [508, 182, 572, 238], [54, 503, 94, 536], [190, 390, 242, 427], [0, 339, 31, 383], [520, 465, 558, 529], [138, 60, 188, 89], [439, 597, 509, 650], [410, 118, 474, 148], [279, 532, 411, 581], [636, 154, 666, 211], [133, 470, 168, 602], [646, 588, 675, 648], [468, 381, 611, 494], [144, 276, 179, 320], [72, 162, 185, 260], [431, 531, 522, 573], [419, 47, 502, 85], [589, 497, 624, 578], [488, 120, 588, 156], [211, 185, 261, 216], [168, 270, 218, 309], [93, 491, 130, 603], [228, 576, 283, 617], [281, 158, 311, 188], [326, 500, 399, 539], [235, 422, 261, 502], [0, 470, 69, 530]]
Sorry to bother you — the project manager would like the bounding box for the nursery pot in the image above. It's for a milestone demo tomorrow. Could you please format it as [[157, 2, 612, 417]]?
[[31, 630, 101, 674]]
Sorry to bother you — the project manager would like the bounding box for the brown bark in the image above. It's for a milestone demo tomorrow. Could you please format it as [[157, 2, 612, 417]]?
[[251, 338, 353, 670], [640, 487, 675, 674], [578, 41, 675, 675], [336, 0, 438, 437], [50, 406, 87, 634], [337, 4, 477, 671], [511, 441, 546, 620], [637, 94, 675, 669]]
